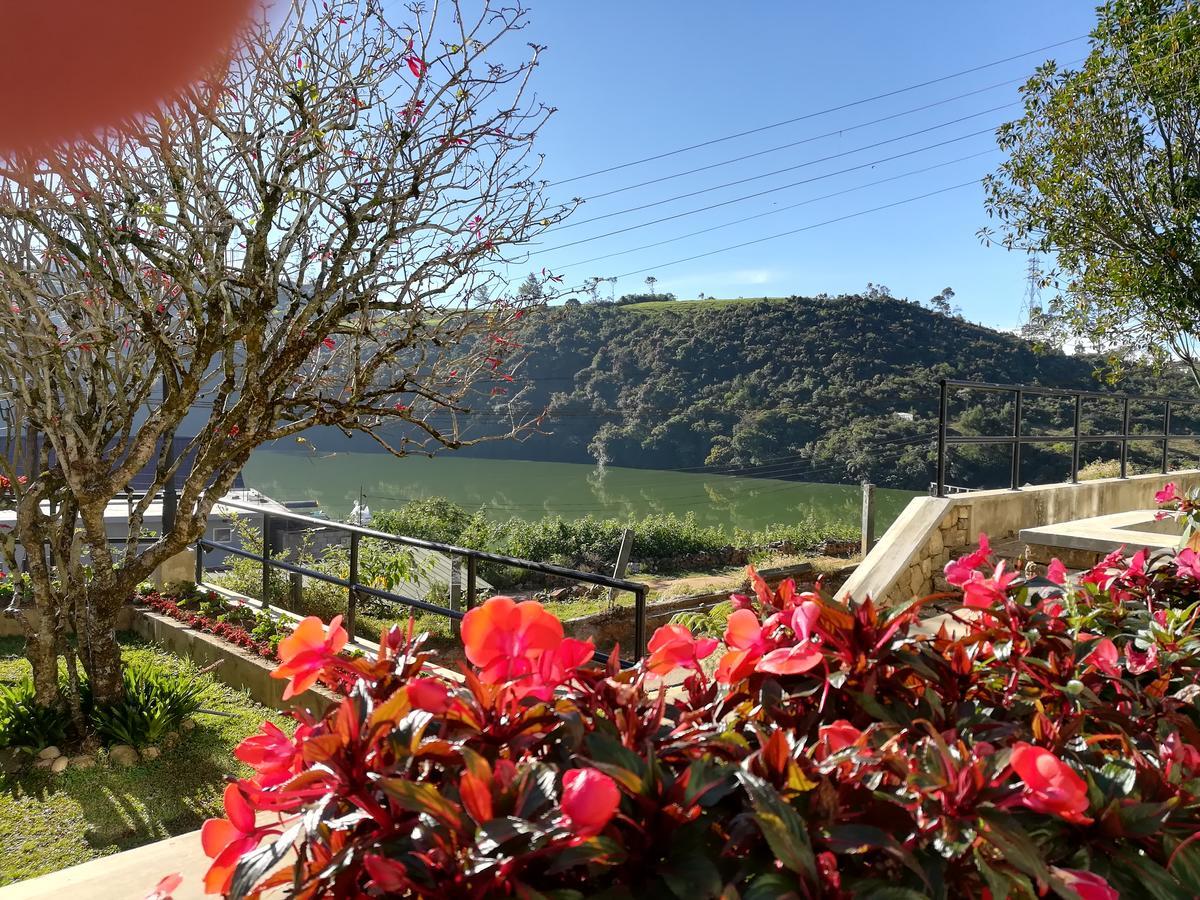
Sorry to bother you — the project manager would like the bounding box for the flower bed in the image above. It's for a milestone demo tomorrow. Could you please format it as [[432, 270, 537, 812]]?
[[188, 487, 1200, 898], [141, 591, 280, 662]]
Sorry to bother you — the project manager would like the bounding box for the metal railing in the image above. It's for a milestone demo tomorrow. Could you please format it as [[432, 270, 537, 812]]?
[[934, 378, 1200, 497], [195, 498, 649, 662]]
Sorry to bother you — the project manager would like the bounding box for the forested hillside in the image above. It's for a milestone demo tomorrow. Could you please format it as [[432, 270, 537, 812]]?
[[454, 294, 1194, 491]]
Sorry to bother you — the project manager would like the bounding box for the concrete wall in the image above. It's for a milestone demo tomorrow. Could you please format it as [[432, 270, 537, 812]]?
[[841, 470, 1200, 606], [130, 609, 335, 713]]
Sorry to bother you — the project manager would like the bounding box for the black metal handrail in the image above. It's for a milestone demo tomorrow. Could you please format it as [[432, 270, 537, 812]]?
[[934, 378, 1200, 497], [195, 497, 649, 662]]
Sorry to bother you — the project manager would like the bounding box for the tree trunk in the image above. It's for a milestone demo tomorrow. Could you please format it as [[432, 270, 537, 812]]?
[[82, 616, 124, 704], [27, 623, 61, 708]]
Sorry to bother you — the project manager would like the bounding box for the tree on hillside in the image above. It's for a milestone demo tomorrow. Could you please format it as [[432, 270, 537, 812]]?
[[644, 275, 657, 296], [982, 0, 1200, 383], [0, 0, 567, 710]]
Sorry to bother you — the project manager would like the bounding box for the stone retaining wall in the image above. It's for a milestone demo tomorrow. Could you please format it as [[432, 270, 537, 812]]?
[[841, 470, 1200, 606]]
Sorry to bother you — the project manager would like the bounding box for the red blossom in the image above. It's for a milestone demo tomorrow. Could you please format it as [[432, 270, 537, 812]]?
[[646, 623, 718, 677], [944, 533, 992, 585], [1156, 482, 1179, 505], [200, 784, 262, 894], [561, 769, 620, 838], [962, 560, 1019, 609], [1050, 868, 1118, 900], [144, 873, 182, 900], [1009, 742, 1092, 824], [271, 615, 349, 699]]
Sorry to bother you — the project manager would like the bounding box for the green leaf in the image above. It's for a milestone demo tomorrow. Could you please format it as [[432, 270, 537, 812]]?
[[662, 852, 723, 899], [379, 777, 465, 832], [977, 809, 1052, 886], [743, 873, 800, 900], [475, 817, 547, 858], [735, 771, 816, 882], [849, 886, 934, 900], [1165, 836, 1200, 894], [826, 824, 928, 887], [544, 836, 627, 875], [228, 821, 301, 900]]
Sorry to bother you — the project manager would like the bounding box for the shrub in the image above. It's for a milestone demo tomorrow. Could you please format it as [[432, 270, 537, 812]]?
[[1077, 458, 1122, 481], [198, 502, 1200, 898], [1, 656, 209, 751], [91, 664, 208, 747], [0, 677, 67, 752]]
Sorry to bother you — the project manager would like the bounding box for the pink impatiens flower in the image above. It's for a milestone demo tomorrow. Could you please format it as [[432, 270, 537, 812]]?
[[944, 533, 992, 586], [1046, 558, 1067, 585], [1176, 548, 1200, 580], [271, 615, 349, 700], [1050, 868, 1118, 900], [962, 560, 1019, 609], [646, 623, 718, 677], [201, 784, 262, 894], [560, 769, 620, 838], [1085, 637, 1121, 677], [1009, 742, 1092, 824], [1155, 482, 1178, 505]]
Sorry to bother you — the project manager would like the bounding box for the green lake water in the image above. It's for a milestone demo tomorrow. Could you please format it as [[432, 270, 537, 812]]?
[[242, 449, 918, 534]]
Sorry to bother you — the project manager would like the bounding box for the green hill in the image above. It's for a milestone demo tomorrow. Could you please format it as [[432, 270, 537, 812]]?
[[456, 294, 1193, 491]]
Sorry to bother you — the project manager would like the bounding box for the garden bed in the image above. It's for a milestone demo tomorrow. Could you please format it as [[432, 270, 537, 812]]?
[[0, 635, 288, 886]]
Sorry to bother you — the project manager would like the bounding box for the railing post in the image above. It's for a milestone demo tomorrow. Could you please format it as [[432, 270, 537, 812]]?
[[633, 583, 647, 661], [449, 556, 462, 637], [860, 482, 876, 554], [1163, 400, 1172, 474], [936, 378, 948, 498], [1071, 393, 1082, 483], [1011, 389, 1023, 490], [348, 532, 360, 638], [194, 539, 204, 586], [465, 555, 478, 610], [261, 513, 272, 604], [1121, 396, 1131, 478]]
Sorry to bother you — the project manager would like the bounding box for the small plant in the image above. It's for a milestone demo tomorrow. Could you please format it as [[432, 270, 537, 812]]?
[[0, 677, 67, 752], [91, 664, 208, 748]]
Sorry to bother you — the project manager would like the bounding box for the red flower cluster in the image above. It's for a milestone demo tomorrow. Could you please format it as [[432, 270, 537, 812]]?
[[142, 593, 277, 661], [181, 498, 1200, 897]]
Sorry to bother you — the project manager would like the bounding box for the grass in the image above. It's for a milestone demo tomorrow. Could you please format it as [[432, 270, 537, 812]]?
[[618, 297, 794, 314], [0, 634, 289, 886]]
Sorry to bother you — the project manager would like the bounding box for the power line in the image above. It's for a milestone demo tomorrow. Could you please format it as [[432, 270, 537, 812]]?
[[555, 149, 1000, 271], [551, 35, 1087, 186], [590, 179, 982, 283], [578, 75, 1033, 203], [553, 103, 1015, 233], [538, 127, 999, 255]]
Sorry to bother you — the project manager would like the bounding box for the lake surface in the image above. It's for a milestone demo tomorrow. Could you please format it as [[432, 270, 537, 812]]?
[[242, 449, 918, 534]]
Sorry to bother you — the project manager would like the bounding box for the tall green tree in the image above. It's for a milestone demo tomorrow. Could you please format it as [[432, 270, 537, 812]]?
[[982, 0, 1200, 383]]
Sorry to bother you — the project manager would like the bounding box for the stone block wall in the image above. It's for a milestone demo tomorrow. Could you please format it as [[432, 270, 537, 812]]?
[[841, 469, 1200, 607]]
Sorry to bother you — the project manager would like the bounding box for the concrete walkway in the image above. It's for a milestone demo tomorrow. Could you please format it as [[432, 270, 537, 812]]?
[[0, 827, 211, 900]]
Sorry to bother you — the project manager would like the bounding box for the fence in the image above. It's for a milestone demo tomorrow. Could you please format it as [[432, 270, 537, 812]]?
[[934, 378, 1200, 498], [195, 498, 649, 663]]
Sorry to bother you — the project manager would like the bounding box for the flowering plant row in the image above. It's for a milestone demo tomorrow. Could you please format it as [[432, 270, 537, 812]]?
[[198, 511, 1200, 898], [142, 592, 280, 662]]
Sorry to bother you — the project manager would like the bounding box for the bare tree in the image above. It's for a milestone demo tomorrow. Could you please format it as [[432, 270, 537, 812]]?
[[0, 0, 570, 709]]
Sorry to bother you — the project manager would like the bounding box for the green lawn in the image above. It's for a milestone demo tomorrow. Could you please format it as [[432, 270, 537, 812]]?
[[0, 635, 290, 886]]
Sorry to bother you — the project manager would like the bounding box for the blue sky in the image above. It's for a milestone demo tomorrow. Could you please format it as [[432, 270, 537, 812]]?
[[518, 1, 1101, 330]]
